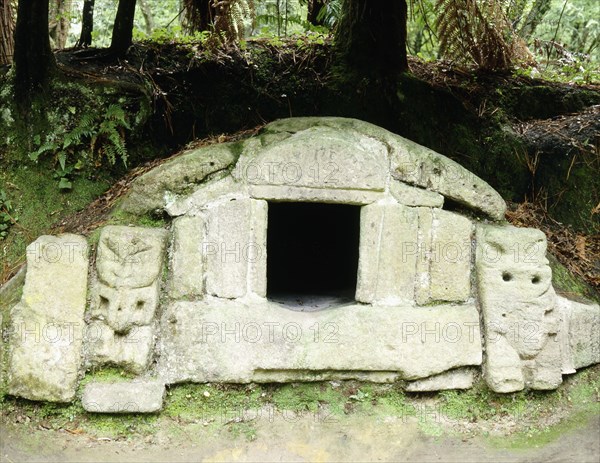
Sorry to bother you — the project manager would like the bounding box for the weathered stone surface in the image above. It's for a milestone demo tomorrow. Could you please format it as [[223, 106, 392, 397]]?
[[557, 296, 600, 371], [405, 368, 475, 392], [476, 224, 561, 393], [251, 370, 401, 383], [118, 143, 238, 215], [86, 322, 155, 374], [88, 226, 167, 373], [157, 299, 482, 383], [0, 266, 26, 381], [169, 216, 205, 299], [390, 180, 444, 208], [8, 235, 88, 402], [356, 201, 418, 305], [416, 209, 472, 304], [0, 265, 26, 313], [96, 226, 168, 291], [119, 117, 506, 220], [166, 176, 242, 217], [248, 184, 383, 205], [82, 380, 165, 413], [92, 226, 168, 332], [390, 143, 506, 221], [262, 117, 505, 220], [205, 198, 267, 299], [234, 125, 389, 192]]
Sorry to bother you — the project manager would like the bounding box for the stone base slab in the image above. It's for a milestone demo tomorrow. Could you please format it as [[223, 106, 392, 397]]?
[[157, 299, 482, 384]]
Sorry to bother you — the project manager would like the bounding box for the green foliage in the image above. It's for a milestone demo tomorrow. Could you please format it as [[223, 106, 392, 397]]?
[[408, 0, 438, 59], [533, 0, 599, 59], [436, 0, 532, 69], [0, 189, 17, 240], [68, 0, 182, 48], [163, 384, 263, 422], [30, 103, 130, 189], [0, 164, 109, 281], [316, 0, 342, 29], [136, 26, 211, 45], [255, 0, 309, 36]]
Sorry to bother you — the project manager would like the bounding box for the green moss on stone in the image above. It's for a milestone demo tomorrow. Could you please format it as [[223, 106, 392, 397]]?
[[549, 255, 599, 303]]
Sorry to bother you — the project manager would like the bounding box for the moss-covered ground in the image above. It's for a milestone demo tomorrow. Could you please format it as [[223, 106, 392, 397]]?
[[0, 365, 598, 448]]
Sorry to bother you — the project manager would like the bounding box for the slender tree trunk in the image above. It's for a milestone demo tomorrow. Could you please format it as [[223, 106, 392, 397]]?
[[110, 0, 137, 55], [519, 0, 552, 38], [14, 0, 56, 100], [77, 0, 94, 47], [138, 0, 154, 35], [307, 0, 325, 26], [335, 0, 408, 75], [49, 0, 72, 49], [1, 0, 16, 65]]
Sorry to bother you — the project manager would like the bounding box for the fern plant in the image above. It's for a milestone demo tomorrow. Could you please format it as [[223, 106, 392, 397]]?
[[213, 0, 256, 42], [30, 104, 131, 189], [435, 0, 532, 70], [92, 104, 131, 166], [0, 189, 17, 240]]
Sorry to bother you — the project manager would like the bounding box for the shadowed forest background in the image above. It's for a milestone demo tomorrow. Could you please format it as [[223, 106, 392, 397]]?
[[0, 0, 598, 295]]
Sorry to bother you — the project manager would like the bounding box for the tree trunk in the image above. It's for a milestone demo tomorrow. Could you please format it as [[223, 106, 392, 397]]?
[[307, 0, 325, 26], [76, 0, 95, 47], [335, 0, 409, 76], [519, 0, 552, 38], [110, 0, 137, 55], [183, 0, 216, 32], [14, 0, 56, 100], [138, 0, 154, 35], [1, 0, 15, 65], [49, 0, 72, 49]]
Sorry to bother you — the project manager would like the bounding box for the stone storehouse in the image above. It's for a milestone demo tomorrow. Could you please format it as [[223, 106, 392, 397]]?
[[3, 117, 599, 413]]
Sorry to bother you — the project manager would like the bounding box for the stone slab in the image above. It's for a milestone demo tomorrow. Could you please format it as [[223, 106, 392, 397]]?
[[8, 235, 88, 402], [405, 368, 475, 392], [82, 380, 165, 413], [416, 209, 472, 304], [169, 216, 206, 299], [356, 201, 418, 305], [260, 117, 505, 220], [118, 143, 238, 215], [557, 296, 600, 371], [476, 224, 561, 392], [390, 180, 444, 208], [234, 125, 389, 192], [157, 299, 482, 383], [205, 198, 267, 299], [248, 184, 383, 205], [96, 226, 168, 290], [166, 176, 242, 217], [86, 322, 155, 374], [390, 140, 506, 220]]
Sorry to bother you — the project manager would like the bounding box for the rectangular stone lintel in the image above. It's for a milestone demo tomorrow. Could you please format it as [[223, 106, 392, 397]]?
[[249, 184, 383, 205]]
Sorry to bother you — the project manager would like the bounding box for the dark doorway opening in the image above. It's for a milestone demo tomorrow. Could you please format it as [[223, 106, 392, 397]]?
[[267, 202, 360, 310]]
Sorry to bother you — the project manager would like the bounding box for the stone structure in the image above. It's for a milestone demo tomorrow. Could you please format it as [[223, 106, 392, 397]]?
[[7, 235, 88, 402], [86, 226, 168, 374], [2, 117, 599, 411]]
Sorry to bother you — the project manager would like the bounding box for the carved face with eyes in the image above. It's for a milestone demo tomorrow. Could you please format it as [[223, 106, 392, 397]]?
[[96, 227, 165, 289], [96, 285, 157, 333], [479, 226, 558, 358]]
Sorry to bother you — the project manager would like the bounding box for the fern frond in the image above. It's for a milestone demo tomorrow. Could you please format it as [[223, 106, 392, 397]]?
[[435, 0, 532, 70]]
